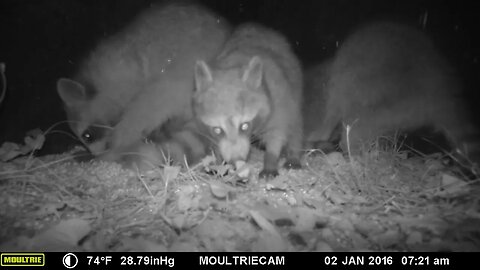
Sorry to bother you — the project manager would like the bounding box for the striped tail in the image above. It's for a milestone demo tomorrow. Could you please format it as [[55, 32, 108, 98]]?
[[101, 118, 208, 172]]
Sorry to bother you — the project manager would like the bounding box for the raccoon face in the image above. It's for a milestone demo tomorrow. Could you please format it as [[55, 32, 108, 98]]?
[[71, 120, 112, 155], [57, 78, 114, 155], [201, 112, 254, 162], [193, 56, 270, 163]]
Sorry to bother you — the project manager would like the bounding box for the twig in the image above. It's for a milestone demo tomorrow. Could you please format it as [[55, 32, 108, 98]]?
[[0, 63, 6, 105]]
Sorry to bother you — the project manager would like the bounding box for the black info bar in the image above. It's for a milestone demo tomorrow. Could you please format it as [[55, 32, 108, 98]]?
[[0, 252, 470, 269]]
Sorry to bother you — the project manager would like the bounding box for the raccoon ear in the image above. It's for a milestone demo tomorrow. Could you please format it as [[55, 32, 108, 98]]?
[[57, 78, 87, 108], [194, 61, 213, 92], [242, 56, 263, 90]]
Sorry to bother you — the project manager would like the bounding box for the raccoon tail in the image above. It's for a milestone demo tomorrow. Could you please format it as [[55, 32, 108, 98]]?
[[98, 127, 207, 172], [155, 128, 207, 167]]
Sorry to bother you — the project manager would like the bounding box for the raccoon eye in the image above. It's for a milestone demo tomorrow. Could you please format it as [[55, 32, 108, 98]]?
[[212, 127, 223, 136], [240, 122, 250, 132], [81, 131, 93, 143]]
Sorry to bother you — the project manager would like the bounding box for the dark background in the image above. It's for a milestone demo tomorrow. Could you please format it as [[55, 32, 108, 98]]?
[[0, 0, 479, 155]]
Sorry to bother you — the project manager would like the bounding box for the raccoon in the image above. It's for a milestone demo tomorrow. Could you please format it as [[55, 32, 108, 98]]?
[[193, 23, 303, 178], [305, 22, 479, 172], [303, 58, 340, 153], [108, 117, 208, 171], [57, 3, 230, 159]]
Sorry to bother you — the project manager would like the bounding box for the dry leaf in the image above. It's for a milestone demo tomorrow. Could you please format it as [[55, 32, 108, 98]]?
[[0, 142, 22, 161], [252, 231, 287, 252], [24, 129, 45, 151], [120, 237, 168, 252], [30, 218, 91, 251], [325, 152, 346, 167], [209, 182, 229, 199], [177, 185, 198, 211], [294, 208, 318, 231], [406, 231, 423, 246], [249, 210, 282, 238], [435, 173, 470, 197], [235, 160, 251, 178], [200, 154, 216, 167], [163, 165, 180, 181], [316, 241, 333, 251]]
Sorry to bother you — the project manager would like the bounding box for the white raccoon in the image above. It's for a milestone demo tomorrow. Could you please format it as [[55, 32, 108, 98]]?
[[305, 22, 479, 171], [193, 23, 303, 178], [57, 3, 230, 158]]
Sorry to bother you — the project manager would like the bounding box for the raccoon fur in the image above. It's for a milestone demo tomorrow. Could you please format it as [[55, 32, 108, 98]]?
[[57, 3, 230, 163], [193, 23, 303, 178], [305, 22, 479, 173]]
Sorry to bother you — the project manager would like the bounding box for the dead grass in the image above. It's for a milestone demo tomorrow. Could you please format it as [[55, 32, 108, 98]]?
[[0, 133, 479, 251]]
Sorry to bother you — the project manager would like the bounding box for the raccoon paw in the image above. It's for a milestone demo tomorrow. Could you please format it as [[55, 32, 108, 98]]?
[[284, 158, 302, 170], [259, 168, 279, 179]]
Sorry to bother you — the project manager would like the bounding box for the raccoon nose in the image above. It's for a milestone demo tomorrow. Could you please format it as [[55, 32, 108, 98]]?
[[229, 156, 246, 163], [227, 137, 239, 144], [219, 138, 249, 163], [221, 151, 245, 163]]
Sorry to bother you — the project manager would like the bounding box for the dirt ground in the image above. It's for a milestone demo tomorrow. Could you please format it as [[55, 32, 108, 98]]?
[[0, 133, 479, 252]]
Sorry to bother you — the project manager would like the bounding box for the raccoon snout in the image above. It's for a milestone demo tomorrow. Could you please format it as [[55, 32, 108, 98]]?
[[218, 137, 250, 163], [86, 140, 109, 156]]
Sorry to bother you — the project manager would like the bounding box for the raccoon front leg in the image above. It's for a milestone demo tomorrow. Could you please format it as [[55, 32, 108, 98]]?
[[259, 131, 287, 178], [284, 124, 303, 170]]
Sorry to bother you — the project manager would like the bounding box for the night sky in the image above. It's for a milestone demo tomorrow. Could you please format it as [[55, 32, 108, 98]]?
[[0, 0, 479, 155]]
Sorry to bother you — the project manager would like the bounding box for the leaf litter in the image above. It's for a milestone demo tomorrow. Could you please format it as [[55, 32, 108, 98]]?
[[0, 133, 479, 251]]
